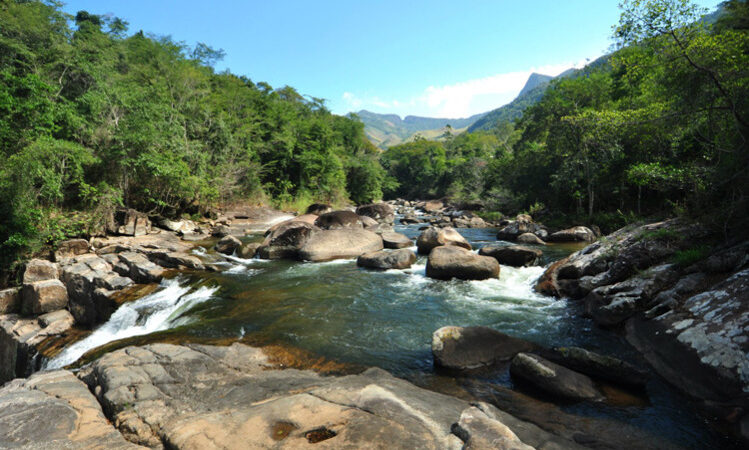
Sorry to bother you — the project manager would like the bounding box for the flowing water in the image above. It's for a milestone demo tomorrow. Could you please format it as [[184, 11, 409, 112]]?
[[44, 219, 738, 449]]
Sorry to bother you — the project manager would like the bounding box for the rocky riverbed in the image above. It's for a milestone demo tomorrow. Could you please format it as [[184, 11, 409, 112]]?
[[0, 202, 746, 449]]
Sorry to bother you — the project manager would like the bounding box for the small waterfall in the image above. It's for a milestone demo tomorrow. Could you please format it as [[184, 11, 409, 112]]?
[[44, 277, 218, 369]]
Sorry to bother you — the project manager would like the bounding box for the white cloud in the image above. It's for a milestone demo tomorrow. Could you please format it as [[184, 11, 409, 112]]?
[[340, 61, 587, 118]]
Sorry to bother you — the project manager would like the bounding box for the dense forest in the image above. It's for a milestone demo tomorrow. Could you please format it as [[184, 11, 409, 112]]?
[[383, 0, 748, 234], [0, 0, 386, 278]]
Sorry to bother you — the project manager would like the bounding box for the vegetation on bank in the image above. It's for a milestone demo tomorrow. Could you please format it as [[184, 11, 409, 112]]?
[[382, 0, 748, 235], [0, 1, 386, 281]]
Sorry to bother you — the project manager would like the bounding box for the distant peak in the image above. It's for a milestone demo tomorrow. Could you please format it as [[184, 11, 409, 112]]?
[[519, 72, 555, 97]]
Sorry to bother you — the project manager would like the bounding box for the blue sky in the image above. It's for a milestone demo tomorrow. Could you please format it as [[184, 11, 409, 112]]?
[[61, 1, 723, 118]]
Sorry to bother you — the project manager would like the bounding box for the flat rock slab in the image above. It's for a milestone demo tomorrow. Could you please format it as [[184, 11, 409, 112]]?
[[299, 228, 383, 262], [75, 343, 563, 449], [432, 326, 538, 370], [510, 353, 604, 402], [357, 249, 416, 270]]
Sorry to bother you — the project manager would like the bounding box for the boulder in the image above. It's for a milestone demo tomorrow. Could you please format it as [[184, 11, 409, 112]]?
[[546, 226, 597, 243], [108, 208, 151, 236], [155, 217, 198, 233], [356, 203, 395, 224], [116, 252, 164, 284], [381, 231, 413, 249], [211, 224, 231, 237], [544, 347, 649, 388], [432, 326, 538, 370], [305, 203, 333, 215], [400, 215, 422, 224], [517, 233, 546, 245], [215, 235, 242, 255], [468, 216, 488, 228], [426, 246, 499, 281], [359, 215, 379, 229], [53, 239, 90, 261], [510, 353, 603, 401], [496, 220, 546, 241], [61, 254, 132, 326], [147, 251, 204, 270], [21, 279, 68, 315], [265, 214, 318, 235], [298, 228, 384, 262], [0, 288, 20, 314], [237, 242, 262, 259], [424, 200, 444, 212], [357, 249, 416, 270], [22, 259, 59, 284], [452, 406, 534, 450], [314, 210, 363, 230], [416, 226, 471, 255], [478, 245, 542, 267], [257, 221, 317, 260]]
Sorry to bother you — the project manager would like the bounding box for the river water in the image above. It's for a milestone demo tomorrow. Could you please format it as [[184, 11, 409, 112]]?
[[45, 218, 738, 449]]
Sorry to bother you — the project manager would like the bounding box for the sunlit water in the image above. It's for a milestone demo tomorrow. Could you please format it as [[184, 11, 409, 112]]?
[[43, 218, 737, 449]]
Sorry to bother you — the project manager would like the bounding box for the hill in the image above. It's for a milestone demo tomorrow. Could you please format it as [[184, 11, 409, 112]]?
[[354, 110, 485, 149]]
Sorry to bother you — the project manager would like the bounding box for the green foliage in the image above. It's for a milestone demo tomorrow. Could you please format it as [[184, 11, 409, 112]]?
[[672, 245, 711, 266]]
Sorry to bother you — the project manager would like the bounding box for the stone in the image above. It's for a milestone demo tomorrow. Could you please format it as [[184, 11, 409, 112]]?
[[0, 288, 20, 314], [452, 406, 534, 450], [108, 208, 151, 236], [544, 346, 649, 387], [237, 242, 262, 259], [265, 214, 319, 235], [298, 228, 384, 262], [314, 210, 363, 230], [423, 200, 444, 212], [416, 226, 471, 255], [510, 353, 603, 401], [357, 249, 416, 270], [22, 259, 59, 284], [517, 233, 546, 245], [358, 215, 379, 228], [432, 326, 537, 370], [22, 279, 68, 315], [400, 215, 422, 224], [306, 203, 333, 215], [381, 231, 413, 249], [496, 220, 546, 242], [356, 203, 395, 224], [546, 226, 597, 243], [257, 221, 318, 260], [53, 238, 90, 261], [0, 370, 139, 449], [61, 254, 132, 326], [117, 252, 164, 284], [479, 245, 543, 267], [211, 224, 231, 237], [147, 251, 204, 270], [426, 246, 499, 281], [215, 235, 242, 255]]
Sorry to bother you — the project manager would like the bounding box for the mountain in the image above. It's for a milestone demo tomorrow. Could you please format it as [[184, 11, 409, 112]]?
[[354, 110, 486, 149], [517, 72, 553, 97]]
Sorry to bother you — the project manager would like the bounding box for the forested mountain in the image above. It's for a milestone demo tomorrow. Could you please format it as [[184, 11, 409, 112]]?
[[356, 109, 485, 148]]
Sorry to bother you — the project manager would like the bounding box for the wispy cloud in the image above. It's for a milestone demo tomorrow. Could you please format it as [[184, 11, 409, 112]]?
[[341, 61, 587, 118]]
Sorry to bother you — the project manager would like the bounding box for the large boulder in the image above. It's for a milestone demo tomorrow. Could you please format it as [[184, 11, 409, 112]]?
[[479, 245, 542, 267], [517, 233, 546, 245], [423, 200, 444, 212], [22, 259, 59, 284], [356, 203, 395, 224], [432, 326, 538, 370], [237, 242, 262, 259], [265, 214, 318, 235], [546, 226, 597, 243], [416, 226, 471, 255], [53, 239, 90, 262], [426, 246, 499, 281], [215, 235, 242, 255], [116, 252, 164, 284], [357, 249, 416, 270], [21, 279, 68, 315], [381, 232, 413, 249], [108, 208, 151, 236], [305, 203, 333, 215], [544, 347, 649, 388], [314, 210, 363, 230], [510, 353, 603, 401], [358, 215, 379, 229], [298, 229, 383, 262], [496, 220, 546, 242], [0, 288, 20, 314], [257, 221, 317, 259]]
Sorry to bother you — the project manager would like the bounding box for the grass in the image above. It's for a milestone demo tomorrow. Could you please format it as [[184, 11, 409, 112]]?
[[672, 246, 711, 267]]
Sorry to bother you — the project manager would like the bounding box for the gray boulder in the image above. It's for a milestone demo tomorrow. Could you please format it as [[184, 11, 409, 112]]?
[[357, 249, 416, 270], [356, 203, 395, 224], [257, 221, 317, 260], [215, 235, 242, 255], [117, 252, 164, 284], [382, 231, 413, 249], [305, 203, 333, 215], [479, 245, 542, 267], [108, 208, 151, 236], [21, 279, 68, 315], [510, 353, 603, 401], [546, 226, 597, 243], [416, 226, 471, 255], [426, 246, 499, 281], [298, 229, 383, 262], [517, 233, 546, 245], [53, 238, 90, 262], [432, 326, 538, 370], [0, 288, 20, 314], [22, 259, 59, 284], [237, 242, 262, 259], [314, 210, 363, 230], [544, 346, 649, 388]]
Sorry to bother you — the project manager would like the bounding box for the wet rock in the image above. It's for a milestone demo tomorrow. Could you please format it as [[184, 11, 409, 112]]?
[[426, 246, 499, 281], [0, 288, 20, 314], [432, 326, 537, 370], [299, 228, 383, 262], [416, 226, 472, 255], [400, 214, 422, 224], [117, 252, 164, 284], [22, 259, 59, 284], [546, 226, 597, 243], [108, 208, 151, 237], [534, 257, 569, 297], [479, 245, 542, 267], [517, 233, 546, 245], [356, 203, 395, 224], [215, 235, 242, 255], [147, 251, 204, 270], [544, 346, 649, 387], [21, 279, 68, 315], [258, 221, 318, 260], [0, 370, 139, 449], [357, 249, 416, 270], [211, 224, 231, 237], [53, 238, 90, 262], [314, 210, 363, 230], [381, 231, 412, 249], [306, 203, 333, 215], [237, 242, 262, 259], [510, 353, 604, 401]]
